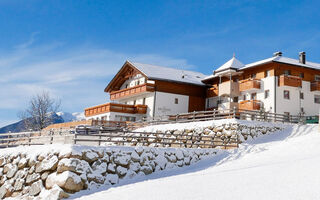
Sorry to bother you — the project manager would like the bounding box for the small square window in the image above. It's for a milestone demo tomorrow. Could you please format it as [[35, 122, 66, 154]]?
[[175, 98, 179, 104], [251, 73, 256, 79], [314, 95, 320, 104], [299, 73, 304, 78], [265, 90, 270, 99], [251, 93, 257, 100], [315, 75, 320, 81], [284, 70, 291, 76], [243, 95, 246, 101], [300, 92, 304, 99], [284, 90, 290, 99]]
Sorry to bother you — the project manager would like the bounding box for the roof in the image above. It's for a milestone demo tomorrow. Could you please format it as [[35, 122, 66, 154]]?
[[128, 61, 207, 86], [242, 56, 320, 70], [214, 56, 245, 73]]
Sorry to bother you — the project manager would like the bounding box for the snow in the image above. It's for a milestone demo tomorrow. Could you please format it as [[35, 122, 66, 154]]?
[[129, 61, 207, 86], [73, 124, 320, 200], [215, 56, 244, 72]]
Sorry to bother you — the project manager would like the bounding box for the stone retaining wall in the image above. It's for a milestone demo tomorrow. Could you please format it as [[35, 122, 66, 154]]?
[[0, 145, 220, 199]]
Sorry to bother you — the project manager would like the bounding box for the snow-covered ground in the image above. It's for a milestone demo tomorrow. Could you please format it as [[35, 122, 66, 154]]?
[[73, 124, 320, 200]]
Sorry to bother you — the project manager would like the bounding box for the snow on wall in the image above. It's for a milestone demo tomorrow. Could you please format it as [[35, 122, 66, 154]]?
[[0, 145, 221, 199]]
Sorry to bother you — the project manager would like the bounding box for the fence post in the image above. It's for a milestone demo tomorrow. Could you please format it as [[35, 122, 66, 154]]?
[[233, 106, 236, 118], [193, 111, 196, 121], [213, 109, 216, 120], [74, 134, 77, 145]]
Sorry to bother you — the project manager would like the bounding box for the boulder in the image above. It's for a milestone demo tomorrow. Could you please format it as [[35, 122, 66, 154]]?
[[0, 157, 5, 167], [114, 154, 131, 166], [91, 160, 107, 174], [129, 162, 141, 172], [26, 173, 41, 185], [35, 155, 58, 173], [14, 179, 25, 191], [140, 165, 153, 175], [116, 166, 128, 177], [14, 169, 28, 180], [41, 171, 50, 181], [107, 163, 116, 173], [46, 171, 84, 192], [57, 158, 92, 175], [29, 180, 43, 196], [0, 183, 14, 199], [130, 151, 140, 162], [83, 150, 99, 163], [18, 158, 28, 169], [87, 173, 105, 184], [38, 184, 69, 200], [6, 164, 18, 178], [105, 174, 119, 185]]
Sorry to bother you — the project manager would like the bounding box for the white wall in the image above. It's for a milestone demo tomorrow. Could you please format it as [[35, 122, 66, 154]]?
[[86, 112, 145, 121], [120, 74, 146, 89], [154, 92, 189, 117]]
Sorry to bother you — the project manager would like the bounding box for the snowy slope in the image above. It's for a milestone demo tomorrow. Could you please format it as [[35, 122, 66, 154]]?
[[73, 124, 320, 200]]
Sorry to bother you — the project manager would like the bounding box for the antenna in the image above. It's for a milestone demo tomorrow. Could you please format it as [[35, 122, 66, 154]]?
[[233, 52, 235, 58]]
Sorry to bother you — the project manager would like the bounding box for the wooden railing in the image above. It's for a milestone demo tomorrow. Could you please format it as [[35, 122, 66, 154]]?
[[278, 75, 302, 87], [238, 100, 261, 110], [85, 103, 147, 117], [239, 79, 260, 92], [110, 83, 155, 100], [311, 81, 320, 91]]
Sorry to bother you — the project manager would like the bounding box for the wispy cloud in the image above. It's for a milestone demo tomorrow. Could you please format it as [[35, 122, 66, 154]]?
[[0, 37, 193, 127]]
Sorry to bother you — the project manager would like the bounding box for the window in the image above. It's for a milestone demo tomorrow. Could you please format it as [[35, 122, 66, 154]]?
[[243, 94, 247, 100], [175, 98, 179, 104], [233, 97, 238, 103], [299, 73, 304, 78], [251, 73, 256, 79], [284, 70, 291, 76], [314, 95, 320, 104], [264, 90, 270, 99], [133, 100, 136, 105], [143, 98, 146, 105], [265, 70, 270, 78], [251, 93, 257, 100], [300, 107, 304, 113], [300, 92, 304, 99], [315, 75, 320, 81], [125, 84, 129, 88], [284, 90, 290, 99]]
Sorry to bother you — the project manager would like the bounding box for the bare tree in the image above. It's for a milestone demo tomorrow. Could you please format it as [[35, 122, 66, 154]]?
[[19, 91, 61, 131]]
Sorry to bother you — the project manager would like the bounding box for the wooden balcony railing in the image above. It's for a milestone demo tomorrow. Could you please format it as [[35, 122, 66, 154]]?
[[238, 100, 261, 111], [85, 103, 147, 117], [278, 75, 302, 88], [110, 83, 155, 100], [311, 81, 320, 91], [239, 79, 260, 92]]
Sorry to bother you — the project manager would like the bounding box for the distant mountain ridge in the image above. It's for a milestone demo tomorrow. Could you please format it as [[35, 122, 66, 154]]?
[[0, 112, 85, 133]]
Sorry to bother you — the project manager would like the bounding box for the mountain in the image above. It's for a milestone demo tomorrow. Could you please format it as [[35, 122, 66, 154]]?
[[0, 112, 85, 133]]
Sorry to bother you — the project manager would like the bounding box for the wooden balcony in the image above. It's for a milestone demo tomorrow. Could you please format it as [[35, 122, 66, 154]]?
[[218, 102, 239, 110], [239, 79, 260, 92], [85, 103, 147, 117], [110, 83, 155, 100], [206, 87, 218, 98], [278, 75, 302, 88], [239, 100, 261, 111], [218, 81, 240, 96], [311, 81, 320, 91]]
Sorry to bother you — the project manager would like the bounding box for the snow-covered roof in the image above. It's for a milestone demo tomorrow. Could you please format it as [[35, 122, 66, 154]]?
[[129, 61, 207, 86], [215, 57, 245, 73], [242, 56, 320, 70]]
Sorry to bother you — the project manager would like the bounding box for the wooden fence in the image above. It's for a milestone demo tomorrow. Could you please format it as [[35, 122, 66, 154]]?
[[126, 108, 306, 130]]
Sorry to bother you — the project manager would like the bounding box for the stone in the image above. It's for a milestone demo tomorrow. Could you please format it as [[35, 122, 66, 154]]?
[[22, 186, 30, 195], [83, 150, 99, 163], [35, 155, 58, 173], [0, 183, 14, 199], [166, 155, 177, 163], [14, 169, 28, 180], [6, 164, 18, 178], [0, 175, 7, 185], [0, 168, 3, 176], [26, 173, 41, 184], [29, 166, 35, 174], [46, 171, 84, 192], [91, 160, 107, 174], [175, 150, 184, 160], [105, 174, 119, 185], [18, 158, 28, 169], [57, 158, 92, 175], [14, 179, 25, 191], [87, 173, 105, 184], [0, 157, 5, 167], [29, 180, 43, 196], [27, 156, 37, 167], [135, 147, 144, 155], [107, 163, 116, 173], [131, 151, 140, 162], [114, 154, 131, 166], [41, 171, 50, 181], [140, 165, 153, 175], [116, 166, 128, 177], [176, 160, 184, 167], [38, 184, 69, 200], [129, 162, 141, 172]]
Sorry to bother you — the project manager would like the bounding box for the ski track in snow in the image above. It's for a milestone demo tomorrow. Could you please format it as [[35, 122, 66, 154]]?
[[71, 123, 320, 200]]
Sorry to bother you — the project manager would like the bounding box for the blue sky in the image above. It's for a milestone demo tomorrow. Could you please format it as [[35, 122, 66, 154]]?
[[1, 0, 320, 127]]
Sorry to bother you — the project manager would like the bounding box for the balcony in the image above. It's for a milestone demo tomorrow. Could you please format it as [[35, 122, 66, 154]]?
[[85, 103, 147, 117], [311, 81, 320, 92], [218, 81, 240, 96], [239, 79, 261, 92], [278, 75, 302, 88], [110, 83, 155, 100], [206, 87, 218, 98], [218, 102, 239, 110], [239, 100, 261, 111]]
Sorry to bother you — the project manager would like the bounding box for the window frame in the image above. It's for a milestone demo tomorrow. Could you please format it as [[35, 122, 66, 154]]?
[[174, 98, 179, 104], [284, 90, 290, 99]]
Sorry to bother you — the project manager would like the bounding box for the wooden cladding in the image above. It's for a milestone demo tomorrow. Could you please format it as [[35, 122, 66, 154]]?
[[85, 103, 147, 117], [110, 83, 155, 100], [239, 79, 261, 92], [311, 81, 320, 91], [239, 100, 261, 110], [206, 87, 218, 98], [278, 75, 302, 87], [155, 80, 206, 97]]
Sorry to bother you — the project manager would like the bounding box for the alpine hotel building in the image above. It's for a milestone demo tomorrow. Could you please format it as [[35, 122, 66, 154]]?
[[85, 52, 320, 121]]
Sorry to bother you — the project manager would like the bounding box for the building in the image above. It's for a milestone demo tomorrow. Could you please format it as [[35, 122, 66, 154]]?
[[85, 52, 320, 121]]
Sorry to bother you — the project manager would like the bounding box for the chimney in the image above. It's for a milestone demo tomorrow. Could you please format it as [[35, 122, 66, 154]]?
[[273, 51, 282, 57], [299, 52, 306, 64]]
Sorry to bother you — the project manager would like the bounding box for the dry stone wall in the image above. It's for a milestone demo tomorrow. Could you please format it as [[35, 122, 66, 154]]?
[[0, 145, 220, 199]]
